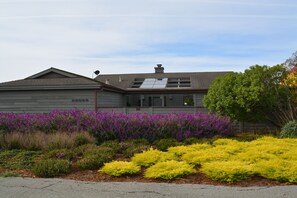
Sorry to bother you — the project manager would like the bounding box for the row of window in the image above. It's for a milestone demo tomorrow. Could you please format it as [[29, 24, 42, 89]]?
[[130, 78, 191, 88], [126, 95, 194, 107]]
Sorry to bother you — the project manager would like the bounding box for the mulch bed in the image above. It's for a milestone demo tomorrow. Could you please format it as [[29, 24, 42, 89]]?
[[61, 170, 290, 187], [0, 167, 291, 187]]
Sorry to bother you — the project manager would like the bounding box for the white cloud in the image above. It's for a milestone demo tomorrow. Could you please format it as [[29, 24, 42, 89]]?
[[0, 0, 296, 82]]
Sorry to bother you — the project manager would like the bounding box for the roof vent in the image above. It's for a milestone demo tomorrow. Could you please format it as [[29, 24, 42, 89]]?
[[154, 64, 164, 74], [105, 79, 110, 84]]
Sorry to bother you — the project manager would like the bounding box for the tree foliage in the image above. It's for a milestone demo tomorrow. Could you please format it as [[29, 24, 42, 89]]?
[[204, 65, 296, 128]]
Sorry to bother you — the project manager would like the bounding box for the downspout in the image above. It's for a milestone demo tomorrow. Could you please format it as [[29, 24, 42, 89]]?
[[94, 86, 104, 112]]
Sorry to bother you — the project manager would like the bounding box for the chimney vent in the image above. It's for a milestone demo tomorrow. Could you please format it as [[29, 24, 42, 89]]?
[[154, 64, 164, 73], [105, 79, 110, 84]]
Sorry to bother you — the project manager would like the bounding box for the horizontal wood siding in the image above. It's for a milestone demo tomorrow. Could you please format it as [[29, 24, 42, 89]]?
[[97, 91, 123, 107], [0, 90, 95, 113], [194, 93, 206, 107]]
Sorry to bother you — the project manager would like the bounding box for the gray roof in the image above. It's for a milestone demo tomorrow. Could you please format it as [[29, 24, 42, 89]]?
[[0, 67, 123, 91], [0, 78, 101, 90], [95, 71, 232, 92], [0, 67, 232, 92]]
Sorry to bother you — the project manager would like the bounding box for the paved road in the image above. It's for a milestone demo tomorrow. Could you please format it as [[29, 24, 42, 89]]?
[[1, 177, 297, 198]]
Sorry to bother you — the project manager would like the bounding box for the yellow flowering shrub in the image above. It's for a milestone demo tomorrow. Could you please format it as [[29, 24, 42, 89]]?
[[200, 161, 255, 182], [231, 149, 277, 164], [280, 148, 297, 160], [253, 159, 291, 182], [101, 137, 297, 183], [144, 160, 196, 180], [182, 148, 231, 165], [167, 143, 211, 157], [286, 162, 297, 183], [213, 138, 239, 146], [99, 161, 141, 177], [131, 147, 176, 167]]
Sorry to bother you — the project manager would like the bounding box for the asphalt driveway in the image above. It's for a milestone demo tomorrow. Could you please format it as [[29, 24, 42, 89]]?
[[1, 177, 297, 198]]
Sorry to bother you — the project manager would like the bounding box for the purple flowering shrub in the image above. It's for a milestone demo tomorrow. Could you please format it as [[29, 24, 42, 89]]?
[[0, 110, 235, 142]]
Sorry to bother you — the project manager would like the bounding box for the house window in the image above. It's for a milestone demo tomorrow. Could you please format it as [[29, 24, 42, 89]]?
[[167, 78, 191, 88], [183, 95, 194, 106]]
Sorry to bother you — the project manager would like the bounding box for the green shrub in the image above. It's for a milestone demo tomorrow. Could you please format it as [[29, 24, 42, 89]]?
[[280, 120, 297, 138], [84, 146, 115, 156], [73, 144, 98, 156], [123, 145, 150, 158], [119, 139, 150, 157], [0, 150, 41, 170], [76, 146, 116, 170], [182, 137, 201, 145], [44, 149, 76, 161], [154, 138, 181, 151], [200, 161, 254, 182], [76, 156, 104, 170], [100, 140, 120, 152], [129, 138, 150, 145], [144, 161, 196, 180], [73, 132, 95, 147], [99, 161, 141, 177], [0, 123, 8, 133], [131, 148, 176, 167], [33, 159, 71, 177]]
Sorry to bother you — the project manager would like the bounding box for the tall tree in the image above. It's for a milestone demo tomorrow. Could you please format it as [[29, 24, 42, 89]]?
[[204, 65, 296, 128]]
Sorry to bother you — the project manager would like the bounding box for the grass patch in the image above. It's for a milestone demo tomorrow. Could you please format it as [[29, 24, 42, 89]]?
[[0, 131, 95, 151]]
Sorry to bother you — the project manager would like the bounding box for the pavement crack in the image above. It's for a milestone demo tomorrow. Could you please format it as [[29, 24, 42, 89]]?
[[40, 181, 62, 189], [235, 186, 272, 192], [127, 190, 166, 196]]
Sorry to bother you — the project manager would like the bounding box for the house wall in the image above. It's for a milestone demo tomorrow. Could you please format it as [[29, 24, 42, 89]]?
[[0, 90, 96, 113], [97, 107, 208, 114], [97, 90, 124, 107], [126, 93, 199, 107], [194, 93, 205, 107]]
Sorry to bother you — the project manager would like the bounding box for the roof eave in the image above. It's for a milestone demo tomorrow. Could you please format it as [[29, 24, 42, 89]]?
[[0, 85, 103, 91], [125, 88, 208, 94]]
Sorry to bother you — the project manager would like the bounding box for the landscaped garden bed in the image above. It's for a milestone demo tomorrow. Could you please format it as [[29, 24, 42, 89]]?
[[0, 111, 296, 186], [0, 132, 296, 186]]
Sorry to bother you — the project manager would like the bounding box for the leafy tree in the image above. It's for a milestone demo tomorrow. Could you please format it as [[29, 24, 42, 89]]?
[[204, 65, 296, 128]]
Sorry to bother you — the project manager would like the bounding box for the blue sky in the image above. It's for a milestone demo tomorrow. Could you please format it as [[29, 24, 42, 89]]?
[[0, 0, 296, 82]]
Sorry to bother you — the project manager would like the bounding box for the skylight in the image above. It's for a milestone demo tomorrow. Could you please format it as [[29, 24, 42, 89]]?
[[140, 78, 168, 89], [129, 78, 144, 88], [166, 78, 191, 88]]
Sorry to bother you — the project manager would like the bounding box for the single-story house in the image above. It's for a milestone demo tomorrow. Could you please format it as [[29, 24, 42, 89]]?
[[0, 64, 278, 132], [0, 64, 229, 114]]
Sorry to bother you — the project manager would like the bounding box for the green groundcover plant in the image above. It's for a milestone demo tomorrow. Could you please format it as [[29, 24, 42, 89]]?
[[32, 159, 71, 178]]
